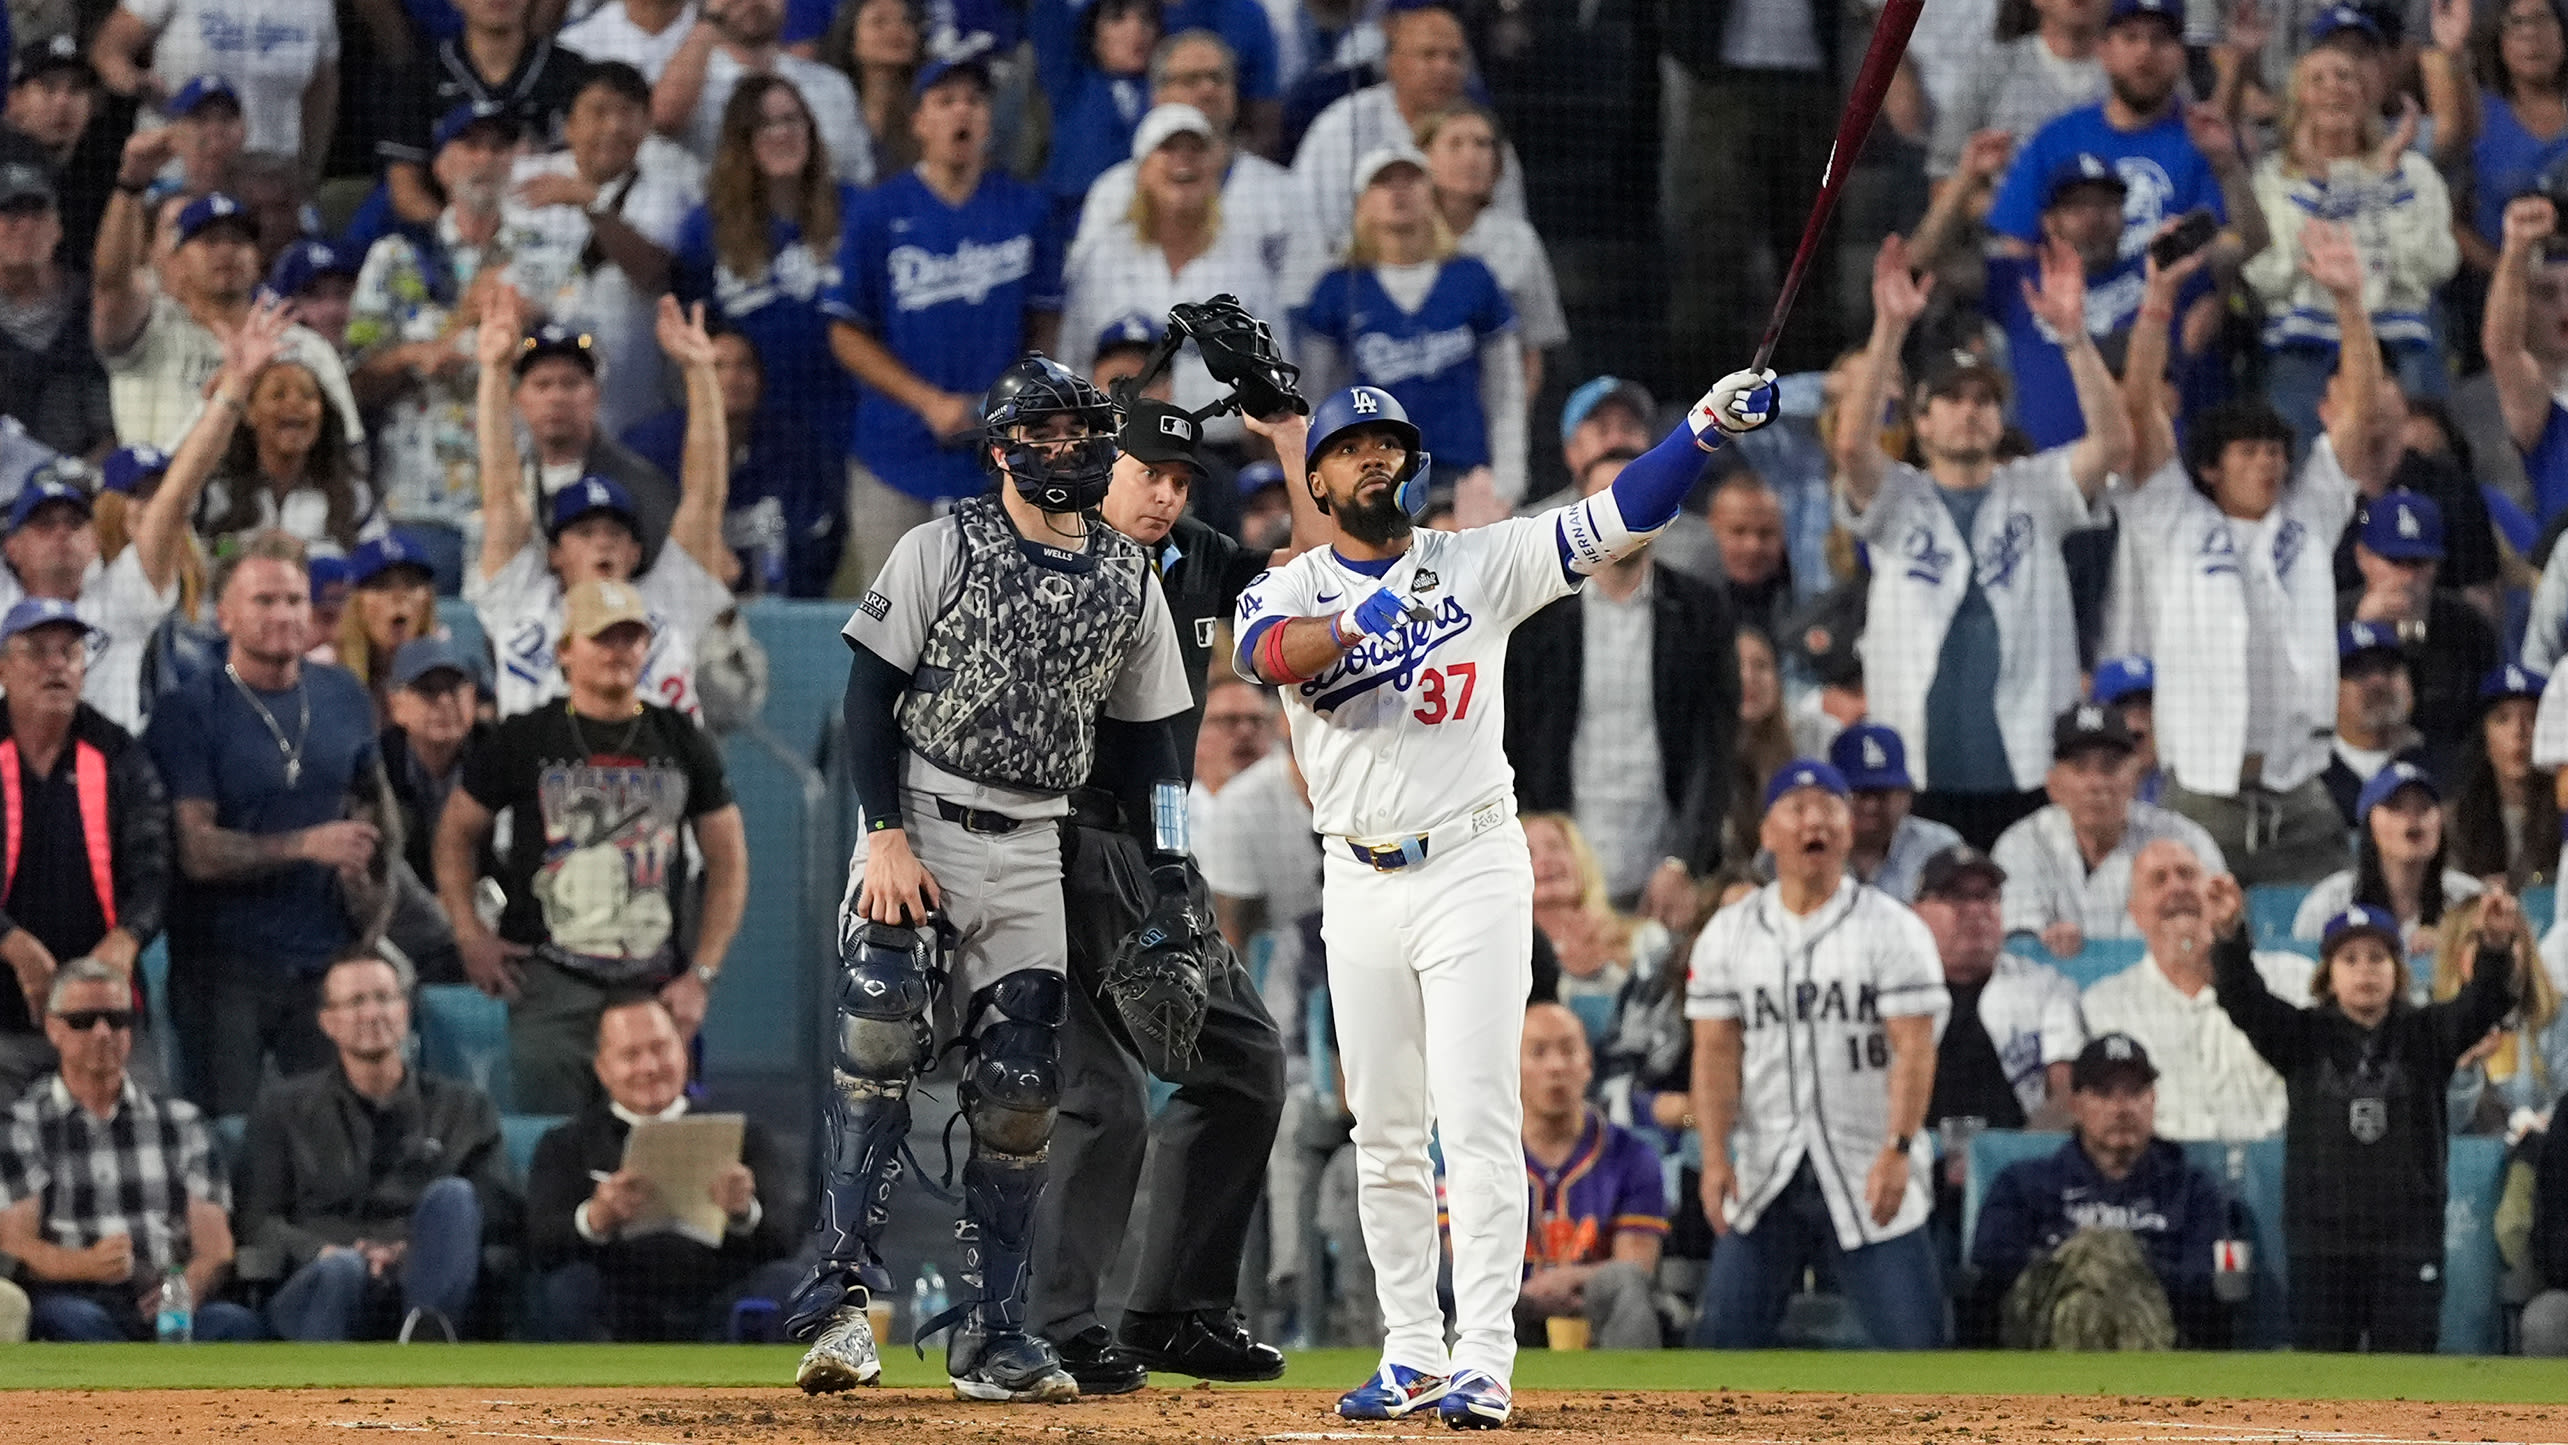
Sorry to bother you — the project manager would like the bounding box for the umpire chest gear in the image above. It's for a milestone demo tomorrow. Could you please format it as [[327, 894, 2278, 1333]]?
[[897, 495, 1149, 795]]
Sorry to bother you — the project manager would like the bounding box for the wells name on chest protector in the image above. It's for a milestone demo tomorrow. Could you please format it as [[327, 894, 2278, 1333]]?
[[897, 496, 1148, 795]]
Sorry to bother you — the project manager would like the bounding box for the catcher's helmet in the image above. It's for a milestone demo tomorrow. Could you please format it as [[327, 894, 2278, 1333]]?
[[1305, 385, 1433, 517], [980, 353, 1119, 513]]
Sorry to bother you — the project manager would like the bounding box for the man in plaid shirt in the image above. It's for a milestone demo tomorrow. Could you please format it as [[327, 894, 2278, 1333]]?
[[0, 958, 260, 1340]]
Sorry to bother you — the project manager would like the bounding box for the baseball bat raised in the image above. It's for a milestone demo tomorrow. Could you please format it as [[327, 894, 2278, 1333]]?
[[1748, 0, 1926, 375]]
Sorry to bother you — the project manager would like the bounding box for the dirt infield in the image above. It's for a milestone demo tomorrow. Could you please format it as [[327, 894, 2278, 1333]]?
[[8, 1386, 2568, 1445]]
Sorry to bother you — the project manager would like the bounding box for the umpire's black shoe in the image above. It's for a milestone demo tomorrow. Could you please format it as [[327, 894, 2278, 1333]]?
[[1118, 1309, 1286, 1381], [1051, 1326, 1149, 1395]]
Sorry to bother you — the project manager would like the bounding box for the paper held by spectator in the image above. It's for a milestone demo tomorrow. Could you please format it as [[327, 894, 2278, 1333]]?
[[619, 1114, 746, 1247]]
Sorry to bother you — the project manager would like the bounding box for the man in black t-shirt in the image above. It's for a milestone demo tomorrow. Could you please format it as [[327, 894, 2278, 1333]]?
[[432, 577, 748, 1114]]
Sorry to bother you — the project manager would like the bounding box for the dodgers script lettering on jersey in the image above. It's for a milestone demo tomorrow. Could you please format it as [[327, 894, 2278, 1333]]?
[[1235, 513, 1579, 842]]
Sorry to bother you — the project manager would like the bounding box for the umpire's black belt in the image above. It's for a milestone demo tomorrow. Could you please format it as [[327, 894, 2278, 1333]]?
[[936, 797, 1028, 835]]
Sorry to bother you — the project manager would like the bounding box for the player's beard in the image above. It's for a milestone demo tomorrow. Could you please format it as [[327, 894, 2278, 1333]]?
[[1334, 487, 1411, 547]]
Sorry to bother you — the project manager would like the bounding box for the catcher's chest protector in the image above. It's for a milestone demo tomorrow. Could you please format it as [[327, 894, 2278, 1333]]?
[[898, 495, 1148, 795]]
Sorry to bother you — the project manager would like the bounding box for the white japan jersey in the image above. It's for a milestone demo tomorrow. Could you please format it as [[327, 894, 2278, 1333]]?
[[1235, 514, 1577, 843], [467, 541, 731, 722], [1684, 876, 1952, 1247]]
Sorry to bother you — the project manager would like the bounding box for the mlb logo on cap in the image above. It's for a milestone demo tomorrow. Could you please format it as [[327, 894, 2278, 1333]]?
[[1159, 414, 1193, 440]]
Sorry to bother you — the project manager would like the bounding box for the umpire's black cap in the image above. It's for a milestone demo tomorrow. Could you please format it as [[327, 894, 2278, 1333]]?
[[1117, 399, 1205, 476]]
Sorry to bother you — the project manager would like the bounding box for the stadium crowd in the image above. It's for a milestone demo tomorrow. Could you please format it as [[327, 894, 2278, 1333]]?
[[6, 0, 2568, 1364]]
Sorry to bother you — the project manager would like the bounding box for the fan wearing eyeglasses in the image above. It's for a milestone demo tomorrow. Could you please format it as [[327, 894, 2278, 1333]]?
[[0, 958, 263, 1340], [0, 597, 173, 1108]]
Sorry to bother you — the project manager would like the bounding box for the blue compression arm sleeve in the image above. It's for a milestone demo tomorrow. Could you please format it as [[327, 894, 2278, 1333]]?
[[1606, 421, 1723, 533]]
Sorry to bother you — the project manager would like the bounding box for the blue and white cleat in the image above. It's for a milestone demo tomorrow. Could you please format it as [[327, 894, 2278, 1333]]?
[[1437, 1370, 1511, 1430], [1336, 1362, 1450, 1420]]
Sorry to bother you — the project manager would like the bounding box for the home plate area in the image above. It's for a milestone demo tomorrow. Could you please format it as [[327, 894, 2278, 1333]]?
[[5, 1389, 2568, 1445]]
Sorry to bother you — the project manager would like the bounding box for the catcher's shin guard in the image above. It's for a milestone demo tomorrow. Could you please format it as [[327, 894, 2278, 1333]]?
[[788, 920, 942, 1339], [942, 968, 1066, 1334]]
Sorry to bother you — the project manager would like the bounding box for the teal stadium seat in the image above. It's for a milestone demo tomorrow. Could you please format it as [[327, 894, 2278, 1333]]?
[[2526, 885, 2556, 937], [2247, 885, 2309, 949], [500, 1115, 568, 1180], [2046, 938, 2147, 991], [417, 984, 514, 1111]]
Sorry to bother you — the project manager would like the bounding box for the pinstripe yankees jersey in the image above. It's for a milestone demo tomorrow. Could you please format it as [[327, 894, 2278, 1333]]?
[[1989, 802, 2229, 941], [1684, 877, 1952, 1247]]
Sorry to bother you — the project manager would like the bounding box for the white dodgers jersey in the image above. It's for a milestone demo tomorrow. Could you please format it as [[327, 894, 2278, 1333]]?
[[1235, 515, 1577, 842]]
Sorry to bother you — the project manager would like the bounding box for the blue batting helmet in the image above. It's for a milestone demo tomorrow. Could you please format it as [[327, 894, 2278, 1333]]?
[[1305, 385, 1432, 517]]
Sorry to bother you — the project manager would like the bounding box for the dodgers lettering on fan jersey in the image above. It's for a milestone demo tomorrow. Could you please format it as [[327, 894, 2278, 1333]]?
[[1233, 513, 1576, 842], [822, 171, 1064, 503]]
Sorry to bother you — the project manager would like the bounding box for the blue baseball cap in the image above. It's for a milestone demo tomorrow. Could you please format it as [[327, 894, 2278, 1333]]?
[[2356, 759, 2439, 823], [1829, 722, 1913, 792], [2308, 2, 2385, 45], [2338, 619, 2401, 661], [175, 192, 256, 246], [2107, 0, 2183, 29], [165, 74, 240, 118], [1093, 310, 1165, 356], [548, 475, 640, 537], [265, 238, 356, 299], [914, 32, 998, 97], [6, 473, 89, 533], [432, 100, 519, 152], [1763, 759, 1851, 813], [2043, 152, 2127, 209], [1236, 459, 1286, 496], [0, 596, 90, 645], [350, 531, 435, 587], [2092, 654, 2154, 705], [2358, 489, 2444, 562], [387, 635, 476, 693], [2484, 663, 2548, 703], [98, 444, 170, 496], [1560, 376, 1655, 445], [307, 554, 352, 601], [2319, 903, 2403, 959]]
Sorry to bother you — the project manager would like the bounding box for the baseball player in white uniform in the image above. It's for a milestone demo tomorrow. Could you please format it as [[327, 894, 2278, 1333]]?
[[1685, 762, 1952, 1349], [1236, 367, 1775, 1426]]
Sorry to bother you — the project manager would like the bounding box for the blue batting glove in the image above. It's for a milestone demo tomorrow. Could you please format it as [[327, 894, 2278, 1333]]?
[[1338, 587, 1413, 642]]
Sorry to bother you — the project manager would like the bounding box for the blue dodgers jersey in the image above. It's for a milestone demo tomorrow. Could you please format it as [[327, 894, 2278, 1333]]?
[[673, 188, 860, 458], [1985, 251, 2209, 449], [1985, 105, 2228, 262], [825, 170, 1065, 502], [1295, 258, 1516, 472]]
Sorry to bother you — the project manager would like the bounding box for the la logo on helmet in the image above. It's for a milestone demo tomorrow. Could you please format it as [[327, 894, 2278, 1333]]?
[[1352, 391, 1379, 415]]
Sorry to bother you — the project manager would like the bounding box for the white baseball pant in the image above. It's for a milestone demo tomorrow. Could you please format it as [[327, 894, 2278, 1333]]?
[[1319, 818, 1533, 1382]]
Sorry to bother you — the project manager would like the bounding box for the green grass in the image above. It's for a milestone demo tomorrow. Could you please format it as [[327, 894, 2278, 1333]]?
[[7, 1346, 2568, 1402]]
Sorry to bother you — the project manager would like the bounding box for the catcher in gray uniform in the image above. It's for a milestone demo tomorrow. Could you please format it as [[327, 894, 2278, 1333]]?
[[787, 355, 1196, 1404]]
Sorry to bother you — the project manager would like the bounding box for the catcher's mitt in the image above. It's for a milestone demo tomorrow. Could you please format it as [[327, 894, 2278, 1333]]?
[[1106, 862, 1217, 1074]]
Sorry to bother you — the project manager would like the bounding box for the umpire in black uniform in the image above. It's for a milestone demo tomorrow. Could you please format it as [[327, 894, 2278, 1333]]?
[[1032, 377, 1323, 1392]]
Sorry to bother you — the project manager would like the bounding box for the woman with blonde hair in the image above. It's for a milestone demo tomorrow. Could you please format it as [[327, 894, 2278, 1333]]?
[[332, 532, 443, 704], [1417, 102, 1566, 403], [1294, 146, 1527, 506], [1055, 102, 1281, 432], [2433, 891, 2568, 1130], [2242, 43, 2458, 443], [1526, 811, 1671, 1005]]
